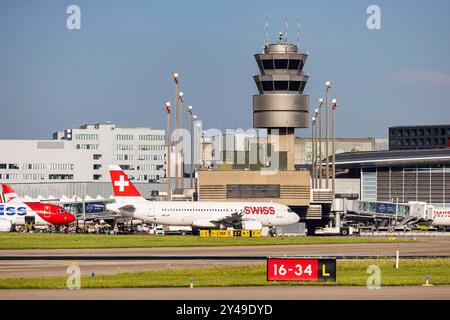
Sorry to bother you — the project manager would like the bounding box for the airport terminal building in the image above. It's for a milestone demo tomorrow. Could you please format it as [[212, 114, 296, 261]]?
[[334, 148, 450, 206]]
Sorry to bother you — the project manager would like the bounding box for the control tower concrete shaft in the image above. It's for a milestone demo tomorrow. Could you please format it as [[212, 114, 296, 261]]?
[[253, 40, 309, 170]]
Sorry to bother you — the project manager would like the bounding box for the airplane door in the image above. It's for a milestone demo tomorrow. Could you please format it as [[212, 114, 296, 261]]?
[[146, 207, 156, 221], [44, 205, 51, 218]]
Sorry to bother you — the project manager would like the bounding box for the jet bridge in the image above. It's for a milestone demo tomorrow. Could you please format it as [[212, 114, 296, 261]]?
[[334, 199, 433, 229]]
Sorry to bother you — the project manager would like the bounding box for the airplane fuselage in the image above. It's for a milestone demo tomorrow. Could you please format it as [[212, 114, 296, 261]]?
[[0, 203, 75, 226], [108, 200, 299, 228]]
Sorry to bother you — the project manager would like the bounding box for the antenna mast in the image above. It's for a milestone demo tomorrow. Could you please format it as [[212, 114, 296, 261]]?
[[297, 18, 301, 48], [284, 16, 288, 43], [265, 16, 269, 45]]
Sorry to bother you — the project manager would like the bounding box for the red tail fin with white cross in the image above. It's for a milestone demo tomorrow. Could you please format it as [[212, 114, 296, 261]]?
[[109, 165, 142, 198]]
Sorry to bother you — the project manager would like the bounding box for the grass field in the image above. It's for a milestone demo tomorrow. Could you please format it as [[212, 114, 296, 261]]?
[[0, 259, 448, 289], [0, 233, 410, 250]]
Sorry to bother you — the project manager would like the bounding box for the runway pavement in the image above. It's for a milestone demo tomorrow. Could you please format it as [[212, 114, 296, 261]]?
[[1, 238, 449, 278], [1, 286, 449, 300]]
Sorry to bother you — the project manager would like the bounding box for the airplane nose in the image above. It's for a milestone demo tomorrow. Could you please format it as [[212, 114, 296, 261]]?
[[65, 213, 76, 223]]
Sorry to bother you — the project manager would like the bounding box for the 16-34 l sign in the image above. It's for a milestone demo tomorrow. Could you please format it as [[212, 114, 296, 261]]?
[[267, 258, 336, 282]]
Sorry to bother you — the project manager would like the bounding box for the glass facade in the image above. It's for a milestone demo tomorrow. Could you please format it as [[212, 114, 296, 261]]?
[[361, 165, 450, 204], [389, 125, 450, 150], [361, 169, 377, 201]]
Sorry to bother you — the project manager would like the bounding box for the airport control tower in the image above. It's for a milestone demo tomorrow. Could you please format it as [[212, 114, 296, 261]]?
[[253, 33, 309, 170]]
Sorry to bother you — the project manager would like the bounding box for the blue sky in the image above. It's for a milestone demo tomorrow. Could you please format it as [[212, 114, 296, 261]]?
[[1, 0, 449, 139]]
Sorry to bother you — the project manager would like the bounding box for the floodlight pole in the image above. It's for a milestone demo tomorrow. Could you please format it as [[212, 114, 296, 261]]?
[[311, 117, 316, 189], [179, 92, 185, 191], [318, 99, 324, 188], [325, 81, 332, 189], [172, 73, 179, 191], [188, 106, 194, 190], [332, 99, 337, 195], [165, 102, 172, 201]]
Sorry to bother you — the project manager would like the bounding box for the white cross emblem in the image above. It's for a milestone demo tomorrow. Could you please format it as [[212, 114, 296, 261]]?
[[114, 175, 129, 192]]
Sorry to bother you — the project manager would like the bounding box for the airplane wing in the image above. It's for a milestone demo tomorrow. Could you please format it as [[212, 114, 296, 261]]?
[[210, 210, 244, 227], [117, 204, 136, 213]]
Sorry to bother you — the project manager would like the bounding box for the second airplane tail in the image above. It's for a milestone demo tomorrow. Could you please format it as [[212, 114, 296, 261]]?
[[0, 184, 20, 203], [108, 165, 144, 201]]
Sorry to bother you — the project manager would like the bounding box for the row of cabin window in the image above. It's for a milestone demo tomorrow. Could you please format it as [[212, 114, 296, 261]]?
[[258, 80, 307, 92], [261, 59, 304, 70]]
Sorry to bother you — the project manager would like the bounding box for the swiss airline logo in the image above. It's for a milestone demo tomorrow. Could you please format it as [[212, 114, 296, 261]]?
[[244, 206, 275, 215], [109, 166, 141, 197], [433, 210, 450, 218]]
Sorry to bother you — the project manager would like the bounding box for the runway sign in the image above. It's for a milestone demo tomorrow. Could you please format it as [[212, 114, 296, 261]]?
[[251, 230, 261, 237], [267, 258, 336, 282], [210, 230, 232, 237], [199, 230, 210, 237]]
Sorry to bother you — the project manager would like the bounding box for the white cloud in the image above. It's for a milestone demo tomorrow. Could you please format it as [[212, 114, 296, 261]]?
[[388, 68, 450, 87]]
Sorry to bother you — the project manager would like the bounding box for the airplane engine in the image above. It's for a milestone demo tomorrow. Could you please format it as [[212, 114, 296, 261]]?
[[242, 220, 263, 230], [192, 219, 217, 228]]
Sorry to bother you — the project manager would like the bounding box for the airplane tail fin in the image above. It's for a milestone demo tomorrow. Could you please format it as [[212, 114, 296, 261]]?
[[1, 185, 20, 203], [108, 165, 144, 201]]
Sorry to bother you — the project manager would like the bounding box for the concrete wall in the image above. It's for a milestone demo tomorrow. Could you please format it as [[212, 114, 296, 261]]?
[[335, 179, 361, 197]]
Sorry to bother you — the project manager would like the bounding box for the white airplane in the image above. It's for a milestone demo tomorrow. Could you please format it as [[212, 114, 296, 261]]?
[[106, 165, 300, 228], [432, 208, 450, 227], [0, 185, 75, 232]]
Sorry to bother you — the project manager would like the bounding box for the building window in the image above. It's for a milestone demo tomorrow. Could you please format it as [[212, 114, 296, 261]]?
[[116, 144, 134, 151], [261, 81, 273, 91], [361, 169, 377, 201], [93, 154, 102, 160], [227, 184, 280, 198], [288, 59, 300, 70], [261, 59, 274, 70], [76, 144, 99, 150], [93, 174, 102, 180], [48, 174, 73, 180], [288, 81, 301, 91], [274, 59, 288, 69], [75, 134, 98, 140], [8, 164, 19, 170], [273, 81, 289, 90], [93, 164, 102, 170], [299, 81, 306, 92], [116, 134, 134, 141], [119, 165, 133, 170]]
